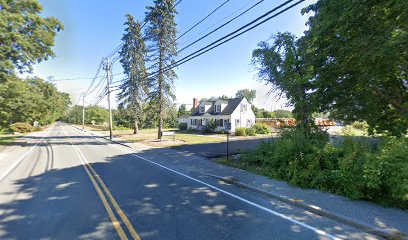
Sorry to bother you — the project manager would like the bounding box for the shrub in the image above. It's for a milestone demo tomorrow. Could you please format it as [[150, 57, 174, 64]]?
[[217, 129, 227, 134], [179, 123, 187, 130], [352, 121, 368, 131], [253, 123, 270, 134], [207, 118, 217, 133], [235, 127, 246, 136], [245, 127, 256, 136], [236, 126, 408, 209], [113, 125, 133, 130], [9, 122, 34, 133], [363, 137, 408, 208]]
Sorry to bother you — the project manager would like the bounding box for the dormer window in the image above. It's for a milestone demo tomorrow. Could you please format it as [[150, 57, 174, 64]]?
[[199, 106, 205, 113], [215, 105, 221, 113]]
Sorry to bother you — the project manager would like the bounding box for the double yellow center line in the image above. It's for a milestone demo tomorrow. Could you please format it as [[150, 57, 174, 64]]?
[[64, 128, 141, 240]]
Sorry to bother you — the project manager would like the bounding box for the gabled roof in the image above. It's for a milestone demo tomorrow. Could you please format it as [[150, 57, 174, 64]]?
[[191, 98, 243, 116]]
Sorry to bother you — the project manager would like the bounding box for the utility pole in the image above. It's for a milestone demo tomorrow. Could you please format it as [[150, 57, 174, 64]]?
[[82, 93, 85, 131], [105, 57, 114, 141]]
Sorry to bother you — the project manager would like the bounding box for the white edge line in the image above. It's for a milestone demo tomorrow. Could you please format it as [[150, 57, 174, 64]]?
[[0, 125, 54, 182], [68, 124, 341, 240]]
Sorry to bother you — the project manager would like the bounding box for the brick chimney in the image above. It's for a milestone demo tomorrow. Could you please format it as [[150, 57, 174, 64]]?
[[193, 98, 199, 109]]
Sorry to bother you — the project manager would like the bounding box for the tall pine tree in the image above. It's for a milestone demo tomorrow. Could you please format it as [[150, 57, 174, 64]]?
[[118, 14, 148, 134], [145, 0, 178, 139]]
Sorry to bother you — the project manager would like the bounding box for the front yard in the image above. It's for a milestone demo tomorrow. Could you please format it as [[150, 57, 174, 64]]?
[[79, 124, 273, 147]]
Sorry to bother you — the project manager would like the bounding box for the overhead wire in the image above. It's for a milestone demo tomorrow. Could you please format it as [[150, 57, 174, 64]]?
[[177, 0, 230, 41], [148, 0, 230, 61], [178, 0, 266, 54], [49, 77, 95, 82], [106, 0, 183, 61], [84, 60, 104, 96], [84, 0, 302, 107], [147, 0, 304, 79], [178, 0, 259, 48], [145, 0, 267, 75]]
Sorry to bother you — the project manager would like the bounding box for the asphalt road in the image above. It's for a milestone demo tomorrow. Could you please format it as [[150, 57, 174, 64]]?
[[0, 123, 374, 239]]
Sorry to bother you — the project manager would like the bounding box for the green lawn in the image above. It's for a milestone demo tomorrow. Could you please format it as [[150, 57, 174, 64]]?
[[0, 132, 21, 152], [77, 124, 272, 147], [121, 130, 225, 147]]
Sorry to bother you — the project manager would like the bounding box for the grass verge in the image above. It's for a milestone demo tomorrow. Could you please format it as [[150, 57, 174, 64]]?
[[0, 132, 22, 152]]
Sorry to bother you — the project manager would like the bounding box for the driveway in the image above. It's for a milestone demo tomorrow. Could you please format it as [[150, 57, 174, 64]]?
[[172, 137, 274, 158]]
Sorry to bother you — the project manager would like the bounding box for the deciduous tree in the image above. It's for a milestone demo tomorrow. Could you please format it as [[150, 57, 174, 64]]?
[[303, 0, 408, 136], [0, 0, 63, 77], [252, 32, 315, 128], [235, 89, 256, 103]]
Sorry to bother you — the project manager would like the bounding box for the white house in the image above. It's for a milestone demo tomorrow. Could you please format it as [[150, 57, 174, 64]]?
[[187, 97, 255, 132], [177, 115, 189, 125]]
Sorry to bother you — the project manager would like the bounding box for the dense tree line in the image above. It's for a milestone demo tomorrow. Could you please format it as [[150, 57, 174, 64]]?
[[63, 104, 178, 129], [0, 77, 70, 127], [0, 0, 67, 129], [252, 0, 407, 136], [251, 107, 293, 119]]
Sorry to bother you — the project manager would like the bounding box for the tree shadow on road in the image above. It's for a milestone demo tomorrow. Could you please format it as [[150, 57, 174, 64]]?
[[0, 148, 332, 240]]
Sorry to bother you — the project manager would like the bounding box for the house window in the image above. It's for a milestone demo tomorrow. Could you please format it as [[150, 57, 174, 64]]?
[[247, 119, 252, 127], [241, 104, 247, 112], [199, 106, 205, 113], [215, 105, 221, 113], [220, 119, 224, 127], [200, 119, 203, 126], [235, 119, 240, 127], [191, 119, 193, 125], [225, 119, 231, 130]]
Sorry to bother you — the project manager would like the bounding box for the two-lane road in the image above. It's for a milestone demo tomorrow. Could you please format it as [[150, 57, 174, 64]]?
[[0, 123, 375, 239]]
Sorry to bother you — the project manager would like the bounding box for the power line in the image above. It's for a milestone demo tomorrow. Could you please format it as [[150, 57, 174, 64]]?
[[49, 77, 95, 81], [179, 0, 259, 48], [84, 60, 104, 96], [148, 0, 231, 61], [177, 0, 230, 41], [146, 0, 266, 78], [179, 0, 266, 54], [85, 76, 106, 97], [148, 0, 304, 79], [107, 0, 183, 60]]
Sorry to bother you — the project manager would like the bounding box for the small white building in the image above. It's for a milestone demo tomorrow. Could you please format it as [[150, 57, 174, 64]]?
[[187, 97, 255, 132]]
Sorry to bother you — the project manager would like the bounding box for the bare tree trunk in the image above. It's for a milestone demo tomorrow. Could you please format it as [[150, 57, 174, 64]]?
[[158, 101, 163, 139], [133, 119, 139, 135], [157, 49, 163, 139]]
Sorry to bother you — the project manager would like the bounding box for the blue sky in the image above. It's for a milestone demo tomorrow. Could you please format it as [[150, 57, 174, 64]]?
[[28, 0, 315, 110]]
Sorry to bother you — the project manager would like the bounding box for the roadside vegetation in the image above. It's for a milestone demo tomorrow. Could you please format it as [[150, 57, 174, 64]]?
[[221, 0, 407, 209], [63, 104, 179, 131], [220, 128, 408, 209], [0, 131, 21, 152], [0, 0, 68, 149]]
